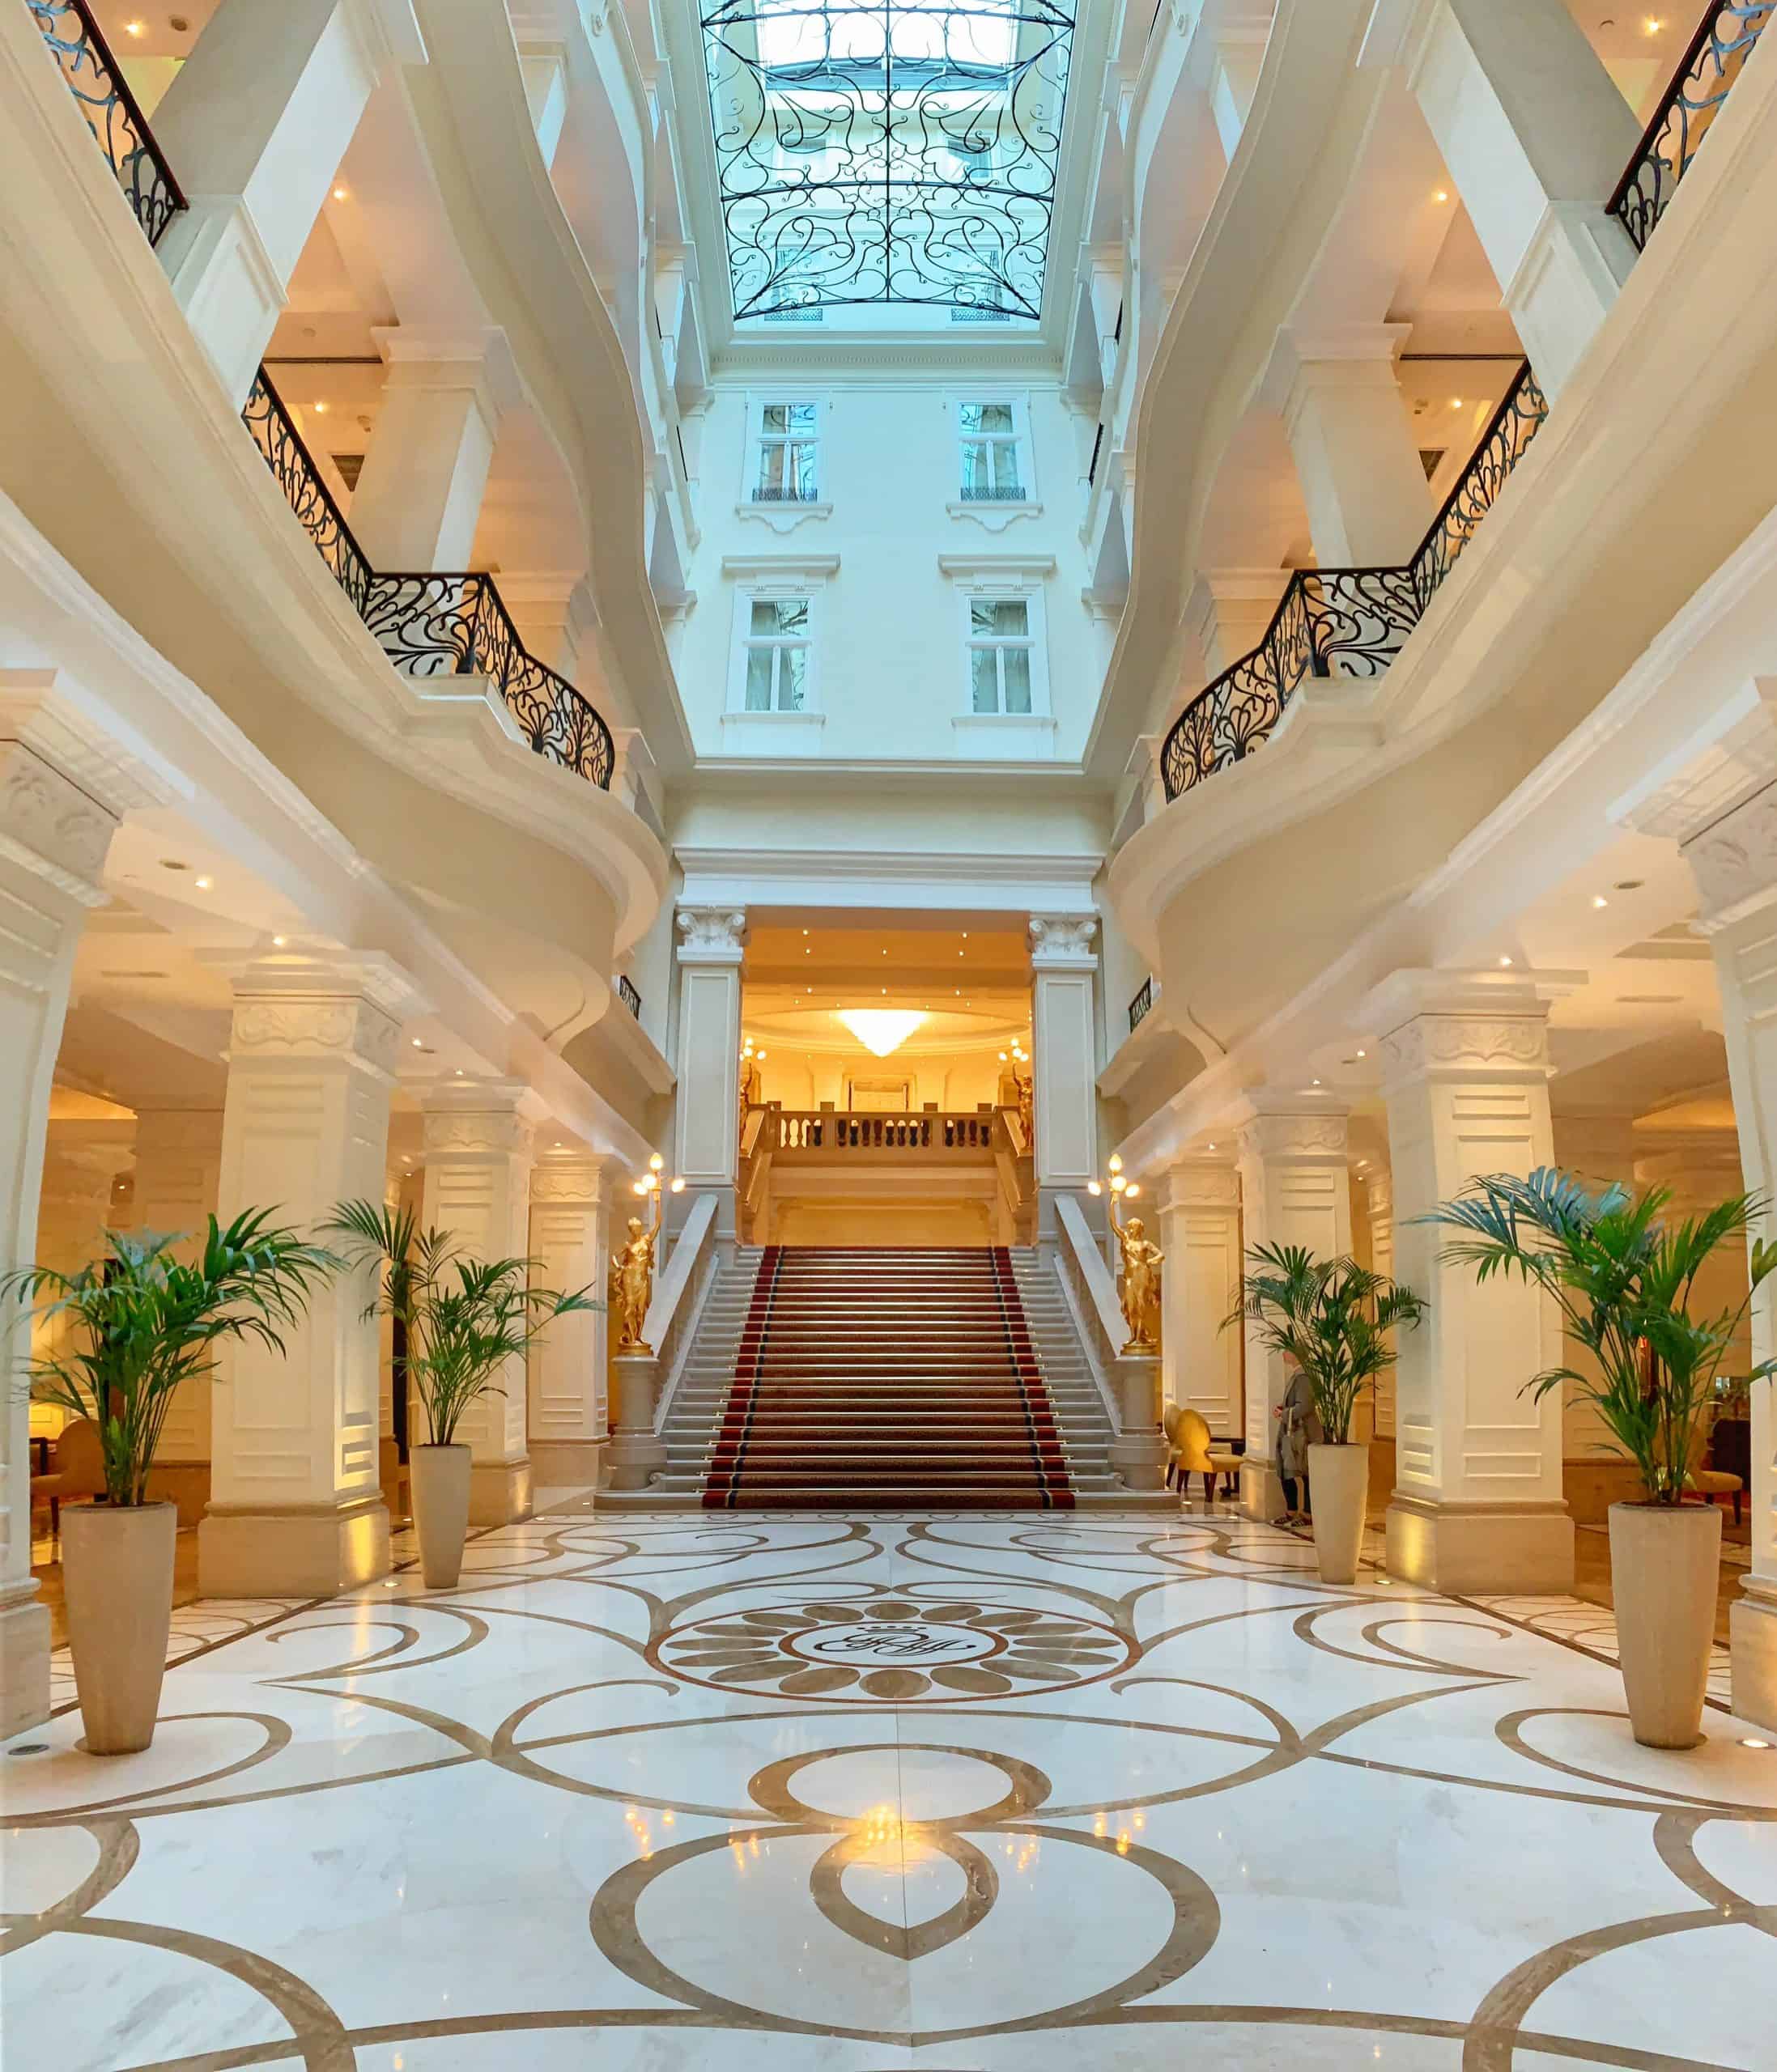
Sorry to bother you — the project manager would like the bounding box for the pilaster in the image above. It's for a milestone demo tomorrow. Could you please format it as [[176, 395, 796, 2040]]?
[[1157, 1157, 1243, 1437], [527, 1152, 614, 1488], [1363, 1168, 1396, 1438], [1367, 970, 1573, 1594], [1234, 1103, 1352, 1519], [0, 674, 166, 1737], [1680, 783, 1777, 1730], [420, 1079, 536, 1524], [1028, 915, 1099, 1214], [674, 906, 746, 1245], [198, 950, 420, 1597]]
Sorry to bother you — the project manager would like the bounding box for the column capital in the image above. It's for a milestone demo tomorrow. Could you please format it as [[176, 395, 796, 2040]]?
[[1158, 1157, 1240, 1212], [422, 1077, 535, 1157], [226, 953, 424, 1081], [676, 906, 748, 963], [1235, 1106, 1350, 1165], [1027, 912, 1099, 969], [370, 324, 521, 427], [530, 1152, 618, 1204], [1681, 782, 1777, 929], [1358, 968, 1580, 1086], [1258, 321, 1413, 414]]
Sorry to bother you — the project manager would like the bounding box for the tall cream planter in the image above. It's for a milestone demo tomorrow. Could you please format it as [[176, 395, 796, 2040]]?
[[1609, 1502, 1722, 1749], [1307, 1442, 1369, 1586], [410, 1444, 472, 1589], [61, 1503, 176, 1756]]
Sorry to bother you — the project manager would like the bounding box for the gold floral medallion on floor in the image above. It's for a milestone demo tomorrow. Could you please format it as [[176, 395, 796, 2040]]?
[[654, 1594, 1133, 1700]]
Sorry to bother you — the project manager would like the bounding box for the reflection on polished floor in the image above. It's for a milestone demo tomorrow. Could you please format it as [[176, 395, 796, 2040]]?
[[4, 1505, 1775, 2071]]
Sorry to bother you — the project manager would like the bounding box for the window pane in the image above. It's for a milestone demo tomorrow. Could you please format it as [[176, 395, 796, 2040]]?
[[971, 598, 1027, 636], [969, 599, 998, 635], [784, 440, 818, 497], [976, 403, 1015, 435], [744, 648, 774, 709], [1001, 648, 1032, 713], [959, 439, 988, 493], [761, 405, 791, 434], [750, 599, 780, 635], [757, 444, 788, 495], [959, 404, 985, 433], [779, 644, 808, 711], [990, 442, 1022, 492], [970, 648, 1000, 713], [773, 597, 810, 635], [784, 403, 817, 431]]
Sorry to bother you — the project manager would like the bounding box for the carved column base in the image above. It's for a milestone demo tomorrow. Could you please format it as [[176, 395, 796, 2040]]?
[[469, 1458, 532, 1526], [1108, 1352, 1167, 1491], [605, 1352, 667, 1490], [1731, 1578, 1777, 1734], [198, 1497, 390, 1599], [0, 1582, 50, 1740], [1240, 1454, 1286, 1522], [1385, 1493, 1575, 1594]]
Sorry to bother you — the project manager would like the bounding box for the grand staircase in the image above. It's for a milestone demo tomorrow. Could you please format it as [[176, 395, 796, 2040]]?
[[693, 1246, 1080, 1508]]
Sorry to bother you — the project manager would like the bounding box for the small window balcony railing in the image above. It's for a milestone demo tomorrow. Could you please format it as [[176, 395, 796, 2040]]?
[[244, 371, 615, 790], [1610, 2, 1776, 250], [1129, 977, 1154, 1033], [27, 0, 184, 244], [959, 482, 1029, 503], [750, 482, 821, 503], [618, 974, 643, 1018], [1159, 362, 1548, 804]]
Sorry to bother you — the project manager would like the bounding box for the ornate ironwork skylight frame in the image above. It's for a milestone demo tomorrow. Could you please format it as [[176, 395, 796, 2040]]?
[[701, 0, 1075, 321]]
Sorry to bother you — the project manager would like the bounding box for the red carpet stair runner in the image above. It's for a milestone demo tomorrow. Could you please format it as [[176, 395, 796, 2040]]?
[[703, 1246, 1077, 1509]]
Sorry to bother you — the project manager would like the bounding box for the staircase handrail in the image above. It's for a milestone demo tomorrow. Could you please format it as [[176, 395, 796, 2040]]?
[[1053, 1194, 1132, 1436], [772, 1108, 1000, 1153], [646, 1191, 720, 1433]]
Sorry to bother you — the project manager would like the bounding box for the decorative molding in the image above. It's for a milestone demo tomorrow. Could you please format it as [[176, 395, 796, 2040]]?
[[937, 553, 1057, 584], [735, 499, 833, 535], [676, 905, 748, 961], [0, 743, 118, 902], [530, 1156, 614, 1204], [1027, 912, 1099, 968], [423, 1109, 534, 1157], [1380, 1013, 1550, 1083], [1237, 1112, 1350, 1163], [1162, 1160, 1240, 1211], [944, 499, 1043, 533], [720, 553, 840, 584], [229, 996, 403, 1075], [1681, 782, 1777, 927]]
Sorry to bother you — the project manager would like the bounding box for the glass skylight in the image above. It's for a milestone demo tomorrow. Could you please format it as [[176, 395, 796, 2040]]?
[[701, 0, 1074, 321]]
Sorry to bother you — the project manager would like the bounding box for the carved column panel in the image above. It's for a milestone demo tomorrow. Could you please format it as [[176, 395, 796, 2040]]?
[[0, 681, 164, 1736], [674, 907, 746, 1242], [528, 1153, 614, 1488], [1235, 1107, 1352, 1520], [421, 1080, 536, 1525], [198, 953, 417, 1597], [1370, 974, 1572, 1594], [1158, 1158, 1243, 1439], [1681, 786, 1777, 1730], [1028, 915, 1100, 1208]]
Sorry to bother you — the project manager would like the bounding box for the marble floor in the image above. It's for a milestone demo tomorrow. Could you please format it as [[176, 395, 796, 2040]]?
[[4, 1505, 1775, 2070]]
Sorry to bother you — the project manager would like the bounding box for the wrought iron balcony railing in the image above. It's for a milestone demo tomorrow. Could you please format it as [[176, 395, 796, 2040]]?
[[28, 0, 185, 245], [618, 974, 643, 1019], [244, 370, 615, 790], [1129, 976, 1154, 1033], [960, 482, 1029, 503], [750, 483, 821, 503], [1160, 362, 1547, 803], [1610, 2, 1775, 250]]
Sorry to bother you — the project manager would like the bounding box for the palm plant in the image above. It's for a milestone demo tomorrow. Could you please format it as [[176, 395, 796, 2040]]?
[[0, 1212, 340, 1505], [1228, 1243, 1426, 1444], [321, 1200, 597, 1445], [1416, 1168, 1777, 1505]]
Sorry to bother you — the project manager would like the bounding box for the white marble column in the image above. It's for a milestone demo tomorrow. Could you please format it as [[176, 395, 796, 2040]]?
[[1268, 325, 1434, 569], [348, 331, 512, 572], [1235, 1105, 1352, 1519], [674, 907, 746, 1243], [1186, 568, 1290, 677], [1029, 915, 1100, 1218], [420, 1079, 535, 1525], [132, 1110, 225, 1505], [1204, 3, 1273, 161], [499, 575, 597, 682], [198, 951, 418, 1599], [0, 679, 163, 1737], [1407, 0, 1640, 401], [1158, 1157, 1243, 1438], [1367, 971, 1573, 1593], [1678, 788, 1777, 1729], [1550, 1112, 1639, 1461], [151, 0, 419, 407], [527, 1152, 614, 1489]]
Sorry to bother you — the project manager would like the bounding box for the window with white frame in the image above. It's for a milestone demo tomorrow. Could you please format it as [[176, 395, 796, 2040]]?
[[739, 593, 813, 710], [957, 400, 1028, 502], [967, 597, 1035, 713], [750, 401, 820, 503]]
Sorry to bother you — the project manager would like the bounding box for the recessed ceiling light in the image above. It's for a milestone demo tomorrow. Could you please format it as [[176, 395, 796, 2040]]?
[[410, 1038, 423, 1048], [1356, 1048, 1366, 1059], [312, 401, 328, 414], [271, 934, 287, 946], [1499, 955, 1514, 967], [1644, 15, 1664, 33], [123, 18, 145, 34], [333, 185, 350, 201], [1592, 894, 1609, 907], [1742, 1735, 1772, 1749], [1449, 397, 1464, 409], [193, 876, 213, 890], [1433, 188, 1449, 202]]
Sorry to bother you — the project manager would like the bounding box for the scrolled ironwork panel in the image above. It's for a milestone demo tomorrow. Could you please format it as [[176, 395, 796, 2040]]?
[[242, 373, 373, 613], [1610, 3, 1776, 250], [28, 0, 185, 246], [1299, 568, 1421, 678], [702, 0, 1075, 318], [1411, 364, 1548, 605]]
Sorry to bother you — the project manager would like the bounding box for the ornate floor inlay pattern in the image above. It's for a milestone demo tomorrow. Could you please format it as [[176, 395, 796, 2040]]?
[[5, 1507, 1775, 2070]]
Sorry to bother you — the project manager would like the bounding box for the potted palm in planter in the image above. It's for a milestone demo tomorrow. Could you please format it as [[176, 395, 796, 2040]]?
[[2, 1213, 337, 1756], [1418, 1169, 1775, 1748], [1229, 1244, 1425, 1584], [323, 1202, 597, 1589]]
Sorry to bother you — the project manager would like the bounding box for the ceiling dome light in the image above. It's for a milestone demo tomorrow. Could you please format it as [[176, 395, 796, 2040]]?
[[838, 1008, 928, 1056]]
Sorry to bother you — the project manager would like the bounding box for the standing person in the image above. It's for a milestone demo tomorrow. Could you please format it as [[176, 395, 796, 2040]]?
[[1274, 1365, 1322, 1526]]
